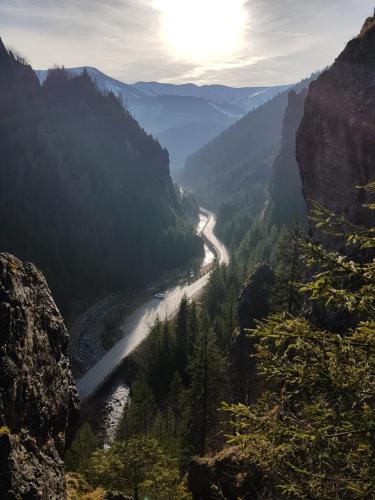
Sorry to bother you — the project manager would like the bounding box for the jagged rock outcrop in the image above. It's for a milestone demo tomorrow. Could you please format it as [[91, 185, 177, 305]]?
[[297, 14, 375, 245], [231, 264, 275, 404], [268, 89, 308, 227], [0, 253, 79, 499]]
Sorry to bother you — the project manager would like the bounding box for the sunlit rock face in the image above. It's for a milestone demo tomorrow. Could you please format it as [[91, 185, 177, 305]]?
[[297, 15, 375, 246], [0, 253, 79, 499]]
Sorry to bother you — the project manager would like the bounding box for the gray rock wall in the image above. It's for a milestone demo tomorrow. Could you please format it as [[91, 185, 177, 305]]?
[[0, 253, 79, 499]]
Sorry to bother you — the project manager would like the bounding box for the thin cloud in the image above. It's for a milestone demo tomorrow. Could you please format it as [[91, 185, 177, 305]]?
[[0, 0, 374, 85]]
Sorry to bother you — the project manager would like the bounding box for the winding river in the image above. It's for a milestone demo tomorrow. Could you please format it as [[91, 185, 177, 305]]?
[[78, 210, 229, 445]]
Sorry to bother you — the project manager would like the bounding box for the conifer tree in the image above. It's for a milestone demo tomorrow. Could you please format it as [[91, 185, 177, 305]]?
[[223, 185, 375, 498], [65, 422, 98, 473], [122, 377, 156, 436], [175, 295, 190, 379], [271, 220, 304, 313], [87, 436, 191, 500], [168, 372, 188, 438], [187, 301, 200, 358], [187, 323, 228, 455]]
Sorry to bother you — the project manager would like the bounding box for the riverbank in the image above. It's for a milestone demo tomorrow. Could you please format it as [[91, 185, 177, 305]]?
[[70, 220, 206, 377], [76, 210, 228, 403], [77, 209, 229, 445]]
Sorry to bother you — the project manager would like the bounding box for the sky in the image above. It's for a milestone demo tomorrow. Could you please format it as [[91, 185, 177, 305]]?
[[0, 0, 374, 87]]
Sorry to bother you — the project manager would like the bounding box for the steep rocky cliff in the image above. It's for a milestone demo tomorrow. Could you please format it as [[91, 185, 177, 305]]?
[[268, 89, 307, 227], [297, 15, 375, 243], [0, 253, 79, 499]]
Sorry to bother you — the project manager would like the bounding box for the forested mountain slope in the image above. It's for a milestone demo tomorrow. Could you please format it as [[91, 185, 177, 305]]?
[[181, 75, 317, 265], [37, 67, 290, 174], [0, 38, 202, 316], [181, 75, 316, 209]]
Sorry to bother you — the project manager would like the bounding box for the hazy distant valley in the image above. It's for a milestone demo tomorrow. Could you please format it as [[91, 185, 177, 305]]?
[[37, 67, 290, 174], [1, 4, 375, 500]]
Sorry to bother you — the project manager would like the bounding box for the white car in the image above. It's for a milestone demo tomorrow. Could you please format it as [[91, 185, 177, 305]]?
[[154, 293, 165, 300]]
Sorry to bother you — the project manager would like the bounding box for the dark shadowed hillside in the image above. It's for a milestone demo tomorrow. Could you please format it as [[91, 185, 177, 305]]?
[[37, 68, 290, 175], [0, 38, 202, 316], [181, 75, 317, 264], [267, 89, 308, 228]]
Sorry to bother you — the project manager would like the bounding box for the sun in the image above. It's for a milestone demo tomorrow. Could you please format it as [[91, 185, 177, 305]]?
[[153, 0, 247, 63]]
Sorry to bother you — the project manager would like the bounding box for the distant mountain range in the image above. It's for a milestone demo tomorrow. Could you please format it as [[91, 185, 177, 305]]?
[[36, 67, 291, 174]]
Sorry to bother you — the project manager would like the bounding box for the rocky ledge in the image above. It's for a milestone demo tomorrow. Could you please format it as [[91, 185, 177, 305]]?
[[0, 253, 79, 499]]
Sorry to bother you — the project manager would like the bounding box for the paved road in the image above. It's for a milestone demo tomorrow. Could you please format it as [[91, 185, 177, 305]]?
[[76, 210, 229, 402]]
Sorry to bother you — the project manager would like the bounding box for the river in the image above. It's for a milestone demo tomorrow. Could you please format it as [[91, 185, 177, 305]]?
[[79, 210, 228, 445]]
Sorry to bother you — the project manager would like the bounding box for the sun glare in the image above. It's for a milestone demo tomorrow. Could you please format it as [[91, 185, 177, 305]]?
[[153, 0, 247, 63]]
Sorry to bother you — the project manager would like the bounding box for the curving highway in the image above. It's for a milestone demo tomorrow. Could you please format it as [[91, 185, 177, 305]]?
[[76, 210, 229, 402]]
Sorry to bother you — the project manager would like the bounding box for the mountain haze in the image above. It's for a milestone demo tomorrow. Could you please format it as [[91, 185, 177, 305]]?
[[181, 74, 317, 266], [37, 67, 291, 174]]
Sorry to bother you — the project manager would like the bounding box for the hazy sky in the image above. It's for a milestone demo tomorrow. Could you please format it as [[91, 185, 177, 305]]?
[[0, 0, 374, 87]]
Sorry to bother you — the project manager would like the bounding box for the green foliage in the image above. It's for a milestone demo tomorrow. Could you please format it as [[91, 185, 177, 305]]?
[[121, 377, 157, 437], [175, 295, 190, 380], [65, 423, 98, 473], [120, 294, 232, 461], [222, 190, 375, 498], [86, 436, 191, 500], [270, 221, 305, 314], [66, 472, 105, 500], [186, 325, 229, 456]]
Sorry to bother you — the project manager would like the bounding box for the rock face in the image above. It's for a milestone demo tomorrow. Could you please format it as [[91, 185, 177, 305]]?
[[297, 15, 375, 244], [0, 253, 79, 499], [269, 89, 308, 228]]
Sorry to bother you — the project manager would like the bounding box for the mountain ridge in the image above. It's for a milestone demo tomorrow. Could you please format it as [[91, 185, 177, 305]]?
[[0, 43, 202, 318], [36, 66, 291, 173]]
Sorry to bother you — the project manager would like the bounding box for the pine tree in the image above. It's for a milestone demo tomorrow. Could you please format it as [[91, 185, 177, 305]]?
[[187, 323, 228, 456], [175, 295, 190, 379], [187, 301, 200, 359], [168, 372, 188, 438], [271, 220, 304, 314], [122, 377, 156, 436], [223, 185, 375, 498], [87, 436, 191, 500], [65, 422, 98, 473]]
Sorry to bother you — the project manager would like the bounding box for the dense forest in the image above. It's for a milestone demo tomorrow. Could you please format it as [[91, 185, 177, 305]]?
[[1, 7, 375, 500], [181, 74, 317, 271], [67, 186, 374, 498], [0, 38, 202, 317]]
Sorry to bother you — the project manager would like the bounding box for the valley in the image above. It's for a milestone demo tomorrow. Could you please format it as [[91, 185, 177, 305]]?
[[36, 67, 290, 174], [1, 5, 375, 499], [76, 210, 229, 403]]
